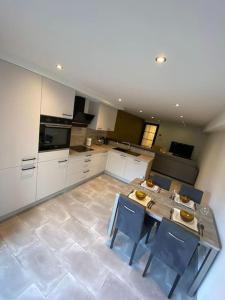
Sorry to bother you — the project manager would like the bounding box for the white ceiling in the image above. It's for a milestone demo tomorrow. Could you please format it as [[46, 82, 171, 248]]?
[[1, 0, 225, 126]]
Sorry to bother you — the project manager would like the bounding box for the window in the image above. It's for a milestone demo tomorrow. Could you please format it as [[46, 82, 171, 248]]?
[[141, 123, 159, 148]]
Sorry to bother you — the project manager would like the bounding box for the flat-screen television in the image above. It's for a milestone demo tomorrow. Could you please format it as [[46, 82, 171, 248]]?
[[169, 141, 194, 159]]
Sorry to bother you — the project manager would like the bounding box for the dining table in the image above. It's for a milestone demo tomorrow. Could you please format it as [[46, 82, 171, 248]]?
[[107, 178, 221, 297]]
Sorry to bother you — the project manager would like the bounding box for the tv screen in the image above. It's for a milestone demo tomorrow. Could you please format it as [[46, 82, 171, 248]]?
[[169, 141, 194, 159]]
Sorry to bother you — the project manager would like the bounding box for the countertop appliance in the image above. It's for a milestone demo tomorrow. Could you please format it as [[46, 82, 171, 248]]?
[[70, 145, 94, 152], [72, 96, 95, 127], [39, 115, 72, 152]]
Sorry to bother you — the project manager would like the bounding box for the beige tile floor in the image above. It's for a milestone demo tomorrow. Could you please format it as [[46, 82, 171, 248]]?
[[0, 174, 194, 300]]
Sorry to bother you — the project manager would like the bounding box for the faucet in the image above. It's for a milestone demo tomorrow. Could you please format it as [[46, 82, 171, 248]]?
[[123, 141, 131, 149]]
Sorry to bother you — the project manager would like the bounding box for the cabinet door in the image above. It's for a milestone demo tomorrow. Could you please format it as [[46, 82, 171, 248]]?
[[41, 77, 75, 119], [106, 151, 127, 177], [88, 103, 117, 131], [66, 157, 87, 187], [105, 106, 118, 131], [123, 157, 148, 182], [37, 158, 68, 200], [0, 59, 41, 169], [89, 152, 108, 176], [0, 165, 37, 218]]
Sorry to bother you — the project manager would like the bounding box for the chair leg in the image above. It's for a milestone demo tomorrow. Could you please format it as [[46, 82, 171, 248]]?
[[142, 253, 153, 277], [129, 242, 138, 265], [168, 274, 181, 299], [145, 229, 151, 244], [110, 228, 118, 249]]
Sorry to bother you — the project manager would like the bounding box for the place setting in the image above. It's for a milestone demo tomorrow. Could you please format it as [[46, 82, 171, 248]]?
[[140, 179, 160, 193], [171, 191, 196, 210]]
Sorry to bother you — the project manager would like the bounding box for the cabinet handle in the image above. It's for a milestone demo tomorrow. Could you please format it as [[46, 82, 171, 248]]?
[[120, 154, 127, 158], [62, 113, 72, 117], [83, 170, 90, 173], [86, 154, 92, 157], [22, 166, 36, 171], [84, 159, 91, 162], [22, 157, 36, 161], [134, 159, 141, 163], [58, 159, 68, 163]]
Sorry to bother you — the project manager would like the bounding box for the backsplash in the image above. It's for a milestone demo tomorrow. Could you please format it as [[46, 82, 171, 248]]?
[[70, 127, 108, 146]]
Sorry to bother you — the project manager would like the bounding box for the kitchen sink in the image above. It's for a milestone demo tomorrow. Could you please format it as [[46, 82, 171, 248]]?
[[113, 147, 140, 157]]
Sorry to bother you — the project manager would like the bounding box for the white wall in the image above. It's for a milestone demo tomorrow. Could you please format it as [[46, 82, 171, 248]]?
[[195, 130, 225, 300], [153, 121, 206, 162], [204, 110, 225, 132]]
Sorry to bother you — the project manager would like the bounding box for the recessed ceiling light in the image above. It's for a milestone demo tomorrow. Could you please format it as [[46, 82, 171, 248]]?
[[151, 116, 155, 119], [175, 103, 180, 107], [118, 98, 122, 102], [180, 115, 184, 118], [56, 64, 63, 70], [139, 110, 143, 113], [155, 56, 167, 64]]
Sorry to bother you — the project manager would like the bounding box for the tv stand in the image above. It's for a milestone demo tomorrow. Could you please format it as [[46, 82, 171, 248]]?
[[152, 152, 198, 185]]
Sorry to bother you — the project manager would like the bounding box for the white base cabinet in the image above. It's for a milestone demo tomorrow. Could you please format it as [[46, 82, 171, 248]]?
[[123, 156, 148, 182], [37, 159, 68, 200], [106, 150, 149, 182], [37, 150, 69, 200], [66, 152, 108, 187], [0, 165, 37, 218], [105, 151, 127, 177]]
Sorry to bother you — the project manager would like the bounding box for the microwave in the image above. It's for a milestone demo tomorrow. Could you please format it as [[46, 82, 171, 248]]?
[[39, 115, 72, 152]]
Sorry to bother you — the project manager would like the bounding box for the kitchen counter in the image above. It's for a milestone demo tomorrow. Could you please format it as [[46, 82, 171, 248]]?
[[69, 143, 154, 163]]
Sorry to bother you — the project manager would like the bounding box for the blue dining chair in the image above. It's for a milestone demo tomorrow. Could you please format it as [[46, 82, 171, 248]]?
[[143, 218, 199, 298], [150, 174, 172, 191], [110, 194, 154, 265], [179, 184, 203, 204]]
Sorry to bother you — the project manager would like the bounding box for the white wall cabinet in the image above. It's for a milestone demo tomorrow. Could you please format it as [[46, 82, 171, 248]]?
[[41, 77, 75, 119], [0, 165, 37, 218], [37, 151, 69, 200], [88, 102, 117, 131], [106, 150, 149, 182], [0, 59, 41, 170]]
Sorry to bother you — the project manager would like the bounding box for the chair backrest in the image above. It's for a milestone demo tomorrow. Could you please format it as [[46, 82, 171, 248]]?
[[179, 184, 203, 204], [152, 218, 199, 275], [116, 194, 146, 242], [150, 174, 172, 191]]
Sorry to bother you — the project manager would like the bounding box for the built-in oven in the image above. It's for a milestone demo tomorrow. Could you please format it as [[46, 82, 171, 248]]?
[[39, 115, 72, 152]]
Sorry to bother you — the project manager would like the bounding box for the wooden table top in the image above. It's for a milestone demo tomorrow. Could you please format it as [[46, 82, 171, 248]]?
[[118, 178, 221, 251]]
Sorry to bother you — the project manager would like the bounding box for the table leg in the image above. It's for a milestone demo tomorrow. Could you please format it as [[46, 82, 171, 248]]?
[[188, 247, 218, 296]]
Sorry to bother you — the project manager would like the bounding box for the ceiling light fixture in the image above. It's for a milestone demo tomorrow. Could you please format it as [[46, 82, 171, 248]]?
[[118, 98, 122, 102], [180, 115, 184, 118], [139, 110, 143, 113], [175, 103, 180, 107], [151, 116, 155, 119], [155, 56, 167, 64], [56, 64, 63, 70]]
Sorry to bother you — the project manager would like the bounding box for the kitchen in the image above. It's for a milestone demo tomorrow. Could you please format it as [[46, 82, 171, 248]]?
[[1, 1, 225, 300]]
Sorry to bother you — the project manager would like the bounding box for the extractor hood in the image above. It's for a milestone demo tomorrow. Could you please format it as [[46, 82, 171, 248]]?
[[72, 96, 95, 127]]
